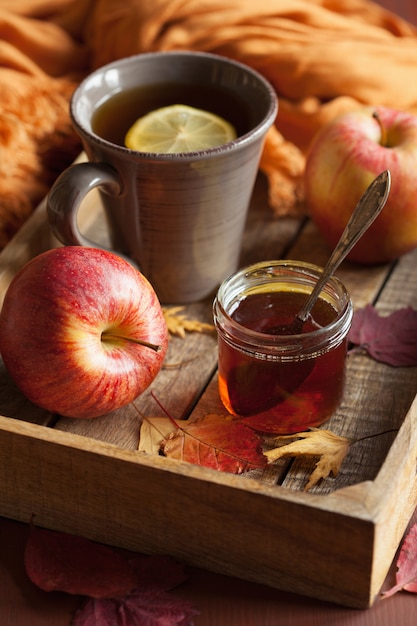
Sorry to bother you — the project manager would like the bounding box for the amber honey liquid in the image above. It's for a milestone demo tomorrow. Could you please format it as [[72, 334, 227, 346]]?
[[92, 82, 251, 146], [218, 291, 348, 434]]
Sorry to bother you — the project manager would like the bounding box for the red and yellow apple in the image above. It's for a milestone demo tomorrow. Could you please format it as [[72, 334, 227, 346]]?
[[0, 247, 168, 418], [304, 106, 417, 264]]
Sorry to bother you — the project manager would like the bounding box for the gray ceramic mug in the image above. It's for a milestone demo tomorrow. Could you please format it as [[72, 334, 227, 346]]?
[[47, 51, 278, 303]]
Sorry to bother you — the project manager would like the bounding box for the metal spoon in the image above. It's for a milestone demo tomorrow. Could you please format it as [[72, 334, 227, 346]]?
[[289, 169, 391, 334]]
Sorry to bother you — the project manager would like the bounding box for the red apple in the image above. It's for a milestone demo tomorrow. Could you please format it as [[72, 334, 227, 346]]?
[[0, 247, 168, 418], [304, 106, 417, 264]]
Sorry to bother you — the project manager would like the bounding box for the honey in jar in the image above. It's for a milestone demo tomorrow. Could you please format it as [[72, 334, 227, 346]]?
[[213, 261, 353, 434]]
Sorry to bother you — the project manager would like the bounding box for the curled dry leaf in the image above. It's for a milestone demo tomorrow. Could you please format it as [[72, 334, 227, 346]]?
[[162, 306, 215, 338], [265, 428, 352, 491], [381, 524, 417, 598], [138, 416, 188, 455]]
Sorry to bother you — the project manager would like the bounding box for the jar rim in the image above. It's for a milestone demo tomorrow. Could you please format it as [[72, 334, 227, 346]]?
[[213, 260, 353, 356]]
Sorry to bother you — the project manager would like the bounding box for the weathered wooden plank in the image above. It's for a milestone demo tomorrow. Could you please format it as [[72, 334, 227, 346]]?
[[288, 218, 394, 309], [239, 173, 305, 265]]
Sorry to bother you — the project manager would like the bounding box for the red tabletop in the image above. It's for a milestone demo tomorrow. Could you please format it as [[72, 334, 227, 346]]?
[[2, 509, 417, 626]]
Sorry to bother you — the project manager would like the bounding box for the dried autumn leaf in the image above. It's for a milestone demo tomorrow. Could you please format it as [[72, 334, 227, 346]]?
[[265, 428, 352, 490], [138, 417, 188, 455], [163, 306, 214, 338], [25, 522, 137, 598], [25, 524, 198, 626], [72, 557, 197, 626], [162, 413, 267, 474], [381, 524, 417, 598], [73, 590, 198, 626], [349, 304, 417, 366]]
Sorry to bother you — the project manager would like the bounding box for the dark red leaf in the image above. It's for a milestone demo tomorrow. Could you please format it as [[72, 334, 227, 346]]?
[[348, 304, 417, 366], [162, 413, 267, 473], [25, 524, 198, 625], [124, 589, 198, 626], [72, 590, 199, 626], [24, 523, 137, 598], [382, 524, 417, 598]]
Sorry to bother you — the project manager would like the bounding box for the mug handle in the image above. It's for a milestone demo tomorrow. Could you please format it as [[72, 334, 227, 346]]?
[[47, 162, 121, 249]]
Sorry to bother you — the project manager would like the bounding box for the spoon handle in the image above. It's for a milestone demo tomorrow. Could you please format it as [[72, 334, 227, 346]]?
[[297, 169, 391, 323]]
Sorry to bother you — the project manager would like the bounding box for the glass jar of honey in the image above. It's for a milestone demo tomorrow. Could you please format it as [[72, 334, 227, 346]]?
[[213, 260, 353, 434]]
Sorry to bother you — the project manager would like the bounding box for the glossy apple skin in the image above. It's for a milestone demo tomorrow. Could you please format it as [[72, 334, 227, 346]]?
[[0, 247, 168, 418], [304, 106, 417, 264]]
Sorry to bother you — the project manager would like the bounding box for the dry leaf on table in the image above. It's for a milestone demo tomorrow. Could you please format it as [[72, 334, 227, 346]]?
[[349, 304, 417, 366], [381, 524, 417, 598], [25, 521, 137, 598], [162, 306, 214, 338], [265, 428, 352, 491], [25, 522, 198, 626]]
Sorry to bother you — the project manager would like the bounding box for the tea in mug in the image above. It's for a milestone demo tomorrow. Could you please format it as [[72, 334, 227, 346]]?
[[92, 82, 251, 146]]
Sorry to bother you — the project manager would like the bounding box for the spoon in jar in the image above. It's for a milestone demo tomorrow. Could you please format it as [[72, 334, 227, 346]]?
[[226, 170, 391, 416], [286, 169, 391, 335]]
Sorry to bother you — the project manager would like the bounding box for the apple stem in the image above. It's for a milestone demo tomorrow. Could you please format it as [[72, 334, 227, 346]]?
[[372, 110, 387, 147], [102, 332, 162, 353]]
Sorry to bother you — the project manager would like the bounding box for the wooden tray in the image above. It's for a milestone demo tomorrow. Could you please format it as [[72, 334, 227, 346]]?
[[0, 171, 416, 609]]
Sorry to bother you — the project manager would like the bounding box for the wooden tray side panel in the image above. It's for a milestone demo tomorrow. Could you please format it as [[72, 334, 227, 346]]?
[[368, 397, 417, 595], [0, 416, 375, 608]]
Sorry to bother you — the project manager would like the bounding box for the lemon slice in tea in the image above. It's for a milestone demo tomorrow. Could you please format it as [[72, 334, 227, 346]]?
[[124, 104, 237, 153]]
